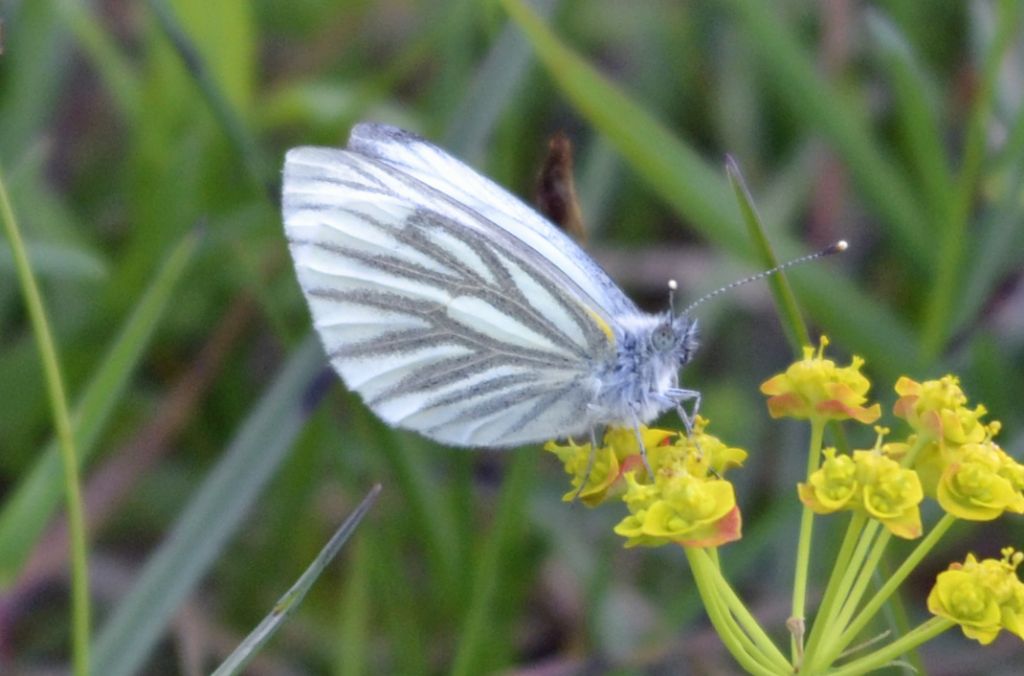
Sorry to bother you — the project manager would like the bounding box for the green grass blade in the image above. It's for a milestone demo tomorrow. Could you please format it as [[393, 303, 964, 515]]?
[[0, 229, 200, 583], [213, 485, 382, 676], [370, 425, 463, 611], [921, 0, 1021, 358], [0, 2, 70, 158], [144, 0, 275, 201], [954, 107, 1024, 332], [0, 239, 107, 281], [501, 0, 747, 254], [335, 536, 372, 676], [443, 0, 559, 164], [866, 9, 954, 222], [726, 157, 811, 352], [90, 335, 326, 676], [722, 0, 930, 268], [56, 0, 141, 119], [0, 163, 90, 675], [450, 446, 536, 676]]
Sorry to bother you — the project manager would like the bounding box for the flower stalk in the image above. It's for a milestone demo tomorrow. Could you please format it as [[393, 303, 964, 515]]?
[[790, 416, 825, 659]]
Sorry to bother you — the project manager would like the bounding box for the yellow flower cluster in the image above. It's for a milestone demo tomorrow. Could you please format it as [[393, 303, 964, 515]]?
[[894, 375, 989, 446], [929, 549, 1024, 644], [798, 436, 924, 538], [891, 376, 1024, 521], [760, 336, 880, 424], [761, 341, 1024, 528], [545, 419, 746, 548]]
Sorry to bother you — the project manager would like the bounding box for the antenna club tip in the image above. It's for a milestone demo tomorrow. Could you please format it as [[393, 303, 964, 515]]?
[[668, 279, 678, 290], [825, 240, 849, 255]]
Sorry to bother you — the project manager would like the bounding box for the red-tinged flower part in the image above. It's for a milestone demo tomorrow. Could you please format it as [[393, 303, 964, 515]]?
[[678, 505, 742, 548]]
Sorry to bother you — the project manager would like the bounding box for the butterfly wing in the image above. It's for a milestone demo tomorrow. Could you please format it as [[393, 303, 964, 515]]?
[[283, 127, 631, 446], [345, 123, 639, 317]]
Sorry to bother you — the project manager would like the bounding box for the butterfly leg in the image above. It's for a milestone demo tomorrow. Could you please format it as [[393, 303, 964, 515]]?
[[629, 412, 654, 476], [570, 428, 602, 502], [667, 388, 717, 475], [667, 387, 701, 434]]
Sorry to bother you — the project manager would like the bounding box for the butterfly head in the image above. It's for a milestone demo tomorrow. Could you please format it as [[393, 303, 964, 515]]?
[[651, 313, 699, 368]]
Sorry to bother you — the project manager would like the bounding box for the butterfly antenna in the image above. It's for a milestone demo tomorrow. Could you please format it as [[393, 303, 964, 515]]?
[[679, 240, 847, 316], [668, 279, 679, 314]]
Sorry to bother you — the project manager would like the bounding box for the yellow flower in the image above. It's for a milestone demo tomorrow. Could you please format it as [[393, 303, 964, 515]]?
[[929, 550, 1024, 644], [760, 336, 880, 424], [545, 426, 678, 505], [646, 418, 748, 480], [798, 448, 859, 511], [545, 437, 621, 506], [612, 472, 671, 547], [549, 420, 747, 548], [893, 376, 988, 447], [929, 563, 1004, 644], [856, 450, 923, 538], [614, 471, 741, 548], [798, 442, 923, 538], [603, 427, 677, 468], [936, 442, 1024, 521]]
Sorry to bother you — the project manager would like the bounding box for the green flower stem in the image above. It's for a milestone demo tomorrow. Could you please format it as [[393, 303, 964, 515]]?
[[686, 549, 784, 675], [802, 511, 867, 659], [820, 513, 957, 667], [801, 519, 880, 671], [802, 518, 876, 671], [831, 529, 893, 638], [693, 549, 791, 671], [790, 417, 826, 658], [704, 576, 777, 674], [0, 167, 90, 675], [826, 617, 952, 676]]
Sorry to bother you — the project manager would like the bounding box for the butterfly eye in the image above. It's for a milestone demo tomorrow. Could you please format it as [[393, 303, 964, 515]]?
[[651, 324, 676, 352]]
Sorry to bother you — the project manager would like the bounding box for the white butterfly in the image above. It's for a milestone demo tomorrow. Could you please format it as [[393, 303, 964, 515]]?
[[282, 123, 699, 448]]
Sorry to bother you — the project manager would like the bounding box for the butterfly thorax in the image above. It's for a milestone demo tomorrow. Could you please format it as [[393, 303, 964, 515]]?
[[592, 312, 699, 427]]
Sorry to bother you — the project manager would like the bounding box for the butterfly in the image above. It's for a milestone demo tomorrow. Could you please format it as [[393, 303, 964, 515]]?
[[281, 122, 702, 449]]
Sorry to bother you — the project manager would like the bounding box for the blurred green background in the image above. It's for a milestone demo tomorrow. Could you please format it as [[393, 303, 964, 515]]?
[[1, 0, 1023, 673]]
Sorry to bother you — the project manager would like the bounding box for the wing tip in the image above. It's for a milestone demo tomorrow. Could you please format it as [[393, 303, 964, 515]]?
[[349, 122, 429, 152]]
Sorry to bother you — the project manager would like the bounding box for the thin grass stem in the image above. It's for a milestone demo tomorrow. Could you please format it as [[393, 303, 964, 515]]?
[[0, 166, 90, 676]]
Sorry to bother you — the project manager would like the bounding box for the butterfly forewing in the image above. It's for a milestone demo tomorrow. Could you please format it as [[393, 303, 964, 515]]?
[[345, 123, 639, 318], [283, 128, 626, 446]]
